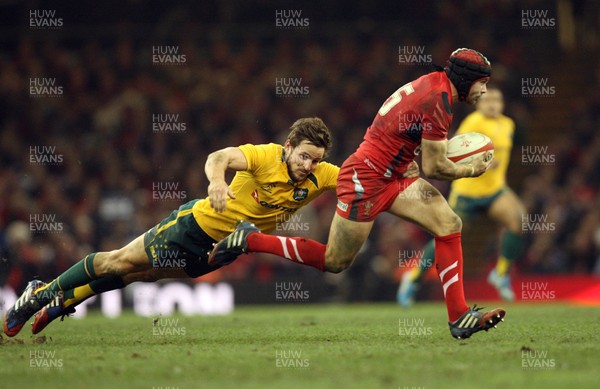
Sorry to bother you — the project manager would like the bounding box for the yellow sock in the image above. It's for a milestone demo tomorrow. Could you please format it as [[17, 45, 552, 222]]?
[[409, 267, 422, 281], [63, 284, 95, 308], [495, 256, 511, 277]]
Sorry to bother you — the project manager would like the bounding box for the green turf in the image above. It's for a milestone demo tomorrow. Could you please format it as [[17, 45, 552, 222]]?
[[1, 303, 599, 389]]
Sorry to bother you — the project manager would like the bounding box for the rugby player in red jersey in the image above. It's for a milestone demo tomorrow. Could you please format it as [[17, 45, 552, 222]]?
[[210, 48, 505, 339]]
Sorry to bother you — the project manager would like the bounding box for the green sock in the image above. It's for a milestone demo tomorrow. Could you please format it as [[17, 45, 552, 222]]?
[[413, 239, 435, 283], [35, 253, 98, 306], [500, 230, 524, 264]]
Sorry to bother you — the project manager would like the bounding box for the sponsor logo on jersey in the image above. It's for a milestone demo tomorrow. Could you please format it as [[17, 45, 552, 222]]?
[[252, 188, 297, 212], [259, 201, 296, 213], [337, 200, 348, 212]]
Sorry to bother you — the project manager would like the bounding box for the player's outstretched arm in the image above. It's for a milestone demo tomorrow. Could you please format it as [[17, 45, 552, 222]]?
[[421, 139, 490, 180], [205, 147, 248, 212]]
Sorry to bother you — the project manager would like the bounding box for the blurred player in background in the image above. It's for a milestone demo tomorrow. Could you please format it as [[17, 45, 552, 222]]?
[[398, 87, 525, 306], [3, 118, 343, 336], [210, 48, 506, 339]]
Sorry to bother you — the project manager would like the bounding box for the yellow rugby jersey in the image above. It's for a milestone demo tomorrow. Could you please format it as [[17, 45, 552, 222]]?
[[451, 111, 515, 197], [194, 143, 339, 241]]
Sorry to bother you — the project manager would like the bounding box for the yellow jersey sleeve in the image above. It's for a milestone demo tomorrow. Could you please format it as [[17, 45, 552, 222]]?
[[238, 143, 278, 175]]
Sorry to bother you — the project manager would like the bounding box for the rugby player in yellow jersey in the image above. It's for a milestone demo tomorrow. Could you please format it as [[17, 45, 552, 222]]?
[[3, 117, 348, 336], [398, 87, 525, 305]]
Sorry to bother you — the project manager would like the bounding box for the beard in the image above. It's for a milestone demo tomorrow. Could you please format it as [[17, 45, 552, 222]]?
[[289, 168, 307, 182], [467, 93, 482, 105], [286, 162, 307, 183]]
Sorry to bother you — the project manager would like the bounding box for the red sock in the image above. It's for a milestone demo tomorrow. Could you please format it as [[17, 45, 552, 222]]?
[[434, 232, 469, 322], [246, 233, 326, 271]]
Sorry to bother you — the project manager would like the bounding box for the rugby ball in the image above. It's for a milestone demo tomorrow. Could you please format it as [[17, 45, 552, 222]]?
[[447, 132, 494, 165]]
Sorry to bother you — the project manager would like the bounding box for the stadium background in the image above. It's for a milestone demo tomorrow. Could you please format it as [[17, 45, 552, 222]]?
[[1, 0, 599, 307]]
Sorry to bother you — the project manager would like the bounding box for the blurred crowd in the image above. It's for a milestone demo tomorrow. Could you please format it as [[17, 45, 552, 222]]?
[[518, 84, 600, 274], [0, 1, 599, 298]]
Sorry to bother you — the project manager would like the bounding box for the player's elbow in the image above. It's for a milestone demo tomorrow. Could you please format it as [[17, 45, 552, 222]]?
[[207, 150, 226, 165]]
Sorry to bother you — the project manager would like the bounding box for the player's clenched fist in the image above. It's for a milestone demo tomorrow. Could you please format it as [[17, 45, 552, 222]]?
[[208, 181, 236, 212], [470, 151, 493, 177]]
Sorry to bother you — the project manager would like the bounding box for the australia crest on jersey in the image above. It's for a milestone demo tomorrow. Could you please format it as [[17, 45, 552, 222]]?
[[293, 188, 309, 201]]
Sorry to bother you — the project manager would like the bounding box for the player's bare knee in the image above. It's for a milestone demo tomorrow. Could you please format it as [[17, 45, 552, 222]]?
[[323, 245, 352, 273], [508, 218, 524, 235], [96, 249, 136, 277], [93, 252, 113, 277], [451, 213, 463, 232], [435, 212, 462, 236], [325, 254, 353, 273], [326, 260, 351, 273]]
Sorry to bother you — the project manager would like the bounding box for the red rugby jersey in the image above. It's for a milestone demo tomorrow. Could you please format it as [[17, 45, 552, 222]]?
[[355, 70, 454, 178]]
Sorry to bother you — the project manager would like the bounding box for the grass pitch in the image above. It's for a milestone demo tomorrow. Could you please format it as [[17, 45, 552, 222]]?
[[1, 303, 599, 389]]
